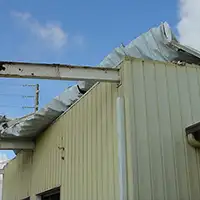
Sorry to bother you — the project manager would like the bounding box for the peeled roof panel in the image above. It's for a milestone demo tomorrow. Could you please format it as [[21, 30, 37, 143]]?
[[1, 22, 200, 141]]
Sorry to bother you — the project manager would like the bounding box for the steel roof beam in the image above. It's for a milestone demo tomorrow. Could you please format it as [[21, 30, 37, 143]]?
[[0, 61, 120, 82], [0, 140, 35, 150]]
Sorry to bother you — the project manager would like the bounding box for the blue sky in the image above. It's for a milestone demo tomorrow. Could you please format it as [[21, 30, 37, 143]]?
[[0, 0, 179, 159]]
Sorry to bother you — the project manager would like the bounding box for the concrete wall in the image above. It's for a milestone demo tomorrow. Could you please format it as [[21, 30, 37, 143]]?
[[3, 82, 120, 200], [123, 58, 200, 200]]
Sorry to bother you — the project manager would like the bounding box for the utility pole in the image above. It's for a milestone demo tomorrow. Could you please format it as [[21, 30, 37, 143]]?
[[34, 84, 39, 112]]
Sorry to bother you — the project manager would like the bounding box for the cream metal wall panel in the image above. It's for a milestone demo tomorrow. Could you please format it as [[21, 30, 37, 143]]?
[[3, 152, 32, 200], [3, 120, 63, 200], [3, 82, 120, 200], [61, 83, 120, 200], [31, 119, 63, 195], [123, 58, 200, 200]]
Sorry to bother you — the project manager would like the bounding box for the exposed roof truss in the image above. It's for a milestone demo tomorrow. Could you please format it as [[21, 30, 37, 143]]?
[[0, 61, 120, 82], [0, 140, 35, 150]]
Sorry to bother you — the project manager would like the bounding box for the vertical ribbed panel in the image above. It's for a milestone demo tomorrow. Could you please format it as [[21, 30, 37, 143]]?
[[3, 82, 119, 200], [31, 118, 63, 195], [3, 152, 32, 200], [123, 58, 200, 200], [61, 83, 119, 200]]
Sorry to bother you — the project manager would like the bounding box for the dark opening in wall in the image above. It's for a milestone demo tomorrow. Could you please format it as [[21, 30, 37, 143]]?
[[185, 121, 200, 148], [42, 192, 60, 200], [38, 187, 60, 200]]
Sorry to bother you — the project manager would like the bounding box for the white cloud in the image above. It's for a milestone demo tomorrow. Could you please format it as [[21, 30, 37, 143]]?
[[0, 153, 9, 200], [177, 0, 200, 50], [11, 11, 67, 50]]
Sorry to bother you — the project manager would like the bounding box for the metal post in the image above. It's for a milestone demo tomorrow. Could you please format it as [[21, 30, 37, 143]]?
[[34, 84, 39, 112], [116, 97, 127, 200]]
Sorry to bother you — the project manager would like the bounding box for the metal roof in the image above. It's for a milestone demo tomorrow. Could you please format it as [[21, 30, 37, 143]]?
[[1, 22, 200, 143]]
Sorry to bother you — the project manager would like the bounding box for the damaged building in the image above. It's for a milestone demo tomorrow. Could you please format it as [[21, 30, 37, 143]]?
[[1, 22, 200, 200]]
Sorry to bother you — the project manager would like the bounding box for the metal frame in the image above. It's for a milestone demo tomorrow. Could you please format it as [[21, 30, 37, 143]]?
[[0, 140, 35, 150], [0, 61, 120, 82], [170, 40, 200, 60]]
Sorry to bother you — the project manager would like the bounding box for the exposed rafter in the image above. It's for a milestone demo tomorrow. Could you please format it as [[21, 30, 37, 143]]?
[[0, 61, 120, 82], [0, 140, 35, 150]]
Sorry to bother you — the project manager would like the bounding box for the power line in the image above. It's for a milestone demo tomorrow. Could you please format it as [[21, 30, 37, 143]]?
[[22, 84, 38, 87], [0, 105, 20, 108], [0, 105, 34, 109], [0, 93, 35, 98], [0, 82, 40, 115], [0, 82, 23, 86], [0, 81, 37, 87]]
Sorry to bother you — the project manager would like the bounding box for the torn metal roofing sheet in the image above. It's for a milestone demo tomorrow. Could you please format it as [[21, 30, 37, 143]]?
[[1, 22, 200, 140]]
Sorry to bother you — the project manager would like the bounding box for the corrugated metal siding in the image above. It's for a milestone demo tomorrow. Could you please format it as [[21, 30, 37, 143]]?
[[5, 57, 200, 200], [123, 58, 200, 200], [3, 152, 32, 200], [61, 82, 119, 200], [3, 82, 120, 200], [31, 118, 63, 195], [3, 121, 63, 200]]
